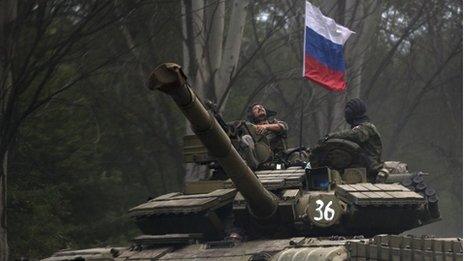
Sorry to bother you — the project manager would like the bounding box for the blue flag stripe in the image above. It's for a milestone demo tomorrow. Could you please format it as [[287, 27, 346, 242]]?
[[305, 26, 346, 72]]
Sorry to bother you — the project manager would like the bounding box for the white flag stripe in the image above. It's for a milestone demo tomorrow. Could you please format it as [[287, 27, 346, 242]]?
[[305, 1, 354, 45]]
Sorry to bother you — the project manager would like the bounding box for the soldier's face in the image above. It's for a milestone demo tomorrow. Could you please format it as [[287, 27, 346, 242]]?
[[252, 105, 267, 120], [344, 107, 354, 125]]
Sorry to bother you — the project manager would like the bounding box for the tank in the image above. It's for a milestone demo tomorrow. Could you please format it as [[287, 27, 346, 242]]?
[[43, 63, 462, 261]]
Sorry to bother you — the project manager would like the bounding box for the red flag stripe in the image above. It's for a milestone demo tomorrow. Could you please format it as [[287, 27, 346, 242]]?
[[304, 55, 346, 92]]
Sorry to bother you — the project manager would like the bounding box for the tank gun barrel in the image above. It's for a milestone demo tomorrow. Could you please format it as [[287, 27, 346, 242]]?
[[148, 63, 277, 219]]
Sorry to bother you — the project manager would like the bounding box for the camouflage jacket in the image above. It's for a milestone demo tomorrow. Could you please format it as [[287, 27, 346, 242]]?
[[264, 119, 288, 156], [328, 122, 383, 175]]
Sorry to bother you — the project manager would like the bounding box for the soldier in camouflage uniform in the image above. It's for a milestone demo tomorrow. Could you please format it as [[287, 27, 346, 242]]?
[[247, 103, 288, 156], [240, 103, 288, 170], [325, 98, 387, 182]]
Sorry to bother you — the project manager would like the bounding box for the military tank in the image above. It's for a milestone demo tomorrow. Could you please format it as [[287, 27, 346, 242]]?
[[44, 63, 462, 261]]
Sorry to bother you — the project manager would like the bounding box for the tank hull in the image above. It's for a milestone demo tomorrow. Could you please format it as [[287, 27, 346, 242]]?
[[43, 235, 463, 261]]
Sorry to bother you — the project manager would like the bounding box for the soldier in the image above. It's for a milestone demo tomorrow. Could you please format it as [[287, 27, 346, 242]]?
[[247, 103, 288, 155], [239, 103, 288, 170], [325, 98, 387, 182]]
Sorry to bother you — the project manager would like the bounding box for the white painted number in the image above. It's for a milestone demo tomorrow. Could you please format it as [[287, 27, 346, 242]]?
[[324, 200, 335, 221], [314, 200, 324, 221], [314, 199, 335, 221]]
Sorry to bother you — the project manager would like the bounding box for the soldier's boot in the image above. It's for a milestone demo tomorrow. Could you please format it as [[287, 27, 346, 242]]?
[[239, 135, 260, 170]]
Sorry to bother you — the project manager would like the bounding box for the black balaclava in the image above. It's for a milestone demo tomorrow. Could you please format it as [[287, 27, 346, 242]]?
[[344, 98, 369, 127]]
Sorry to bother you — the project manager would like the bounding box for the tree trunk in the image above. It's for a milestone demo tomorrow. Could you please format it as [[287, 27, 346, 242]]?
[[182, 0, 206, 93], [345, 0, 381, 100], [0, 1, 16, 259], [215, 0, 248, 110], [204, 0, 225, 102], [0, 151, 8, 261], [180, 0, 249, 180], [181, 0, 209, 181]]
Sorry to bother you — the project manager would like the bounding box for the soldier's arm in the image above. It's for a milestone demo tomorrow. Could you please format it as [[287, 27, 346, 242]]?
[[269, 120, 288, 135], [257, 123, 281, 135], [266, 123, 285, 132], [328, 125, 369, 143], [256, 120, 288, 135]]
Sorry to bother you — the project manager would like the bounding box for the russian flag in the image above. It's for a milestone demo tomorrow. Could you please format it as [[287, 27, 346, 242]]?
[[303, 1, 354, 92]]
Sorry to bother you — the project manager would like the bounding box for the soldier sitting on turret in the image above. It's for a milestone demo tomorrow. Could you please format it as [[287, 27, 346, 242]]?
[[324, 98, 388, 182], [239, 103, 288, 170]]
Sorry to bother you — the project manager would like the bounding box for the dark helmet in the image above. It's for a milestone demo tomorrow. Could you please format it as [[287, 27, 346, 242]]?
[[246, 103, 277, 123], [344, 98, 369, 126]]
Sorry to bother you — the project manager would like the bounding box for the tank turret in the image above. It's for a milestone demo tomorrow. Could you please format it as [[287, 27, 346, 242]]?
[[43, 63, 462, 260], [148, 63, 277, 219], [130, 62, 440, 238]]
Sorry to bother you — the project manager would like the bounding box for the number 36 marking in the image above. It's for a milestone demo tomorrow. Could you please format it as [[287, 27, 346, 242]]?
[[314, 199, 335, 221]]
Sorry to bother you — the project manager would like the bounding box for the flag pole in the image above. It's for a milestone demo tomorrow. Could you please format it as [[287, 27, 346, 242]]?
[[298, 85, 304, 150], [298, 80, 314, 154], [299, 1, 308, 153]]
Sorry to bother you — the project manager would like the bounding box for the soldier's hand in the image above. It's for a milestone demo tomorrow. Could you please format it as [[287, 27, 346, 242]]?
[[375, 169, 389, 183], [256, 124, 268, 135]]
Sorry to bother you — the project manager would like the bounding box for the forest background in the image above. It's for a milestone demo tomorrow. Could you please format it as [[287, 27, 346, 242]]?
[[0, 0, 462, 259]]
